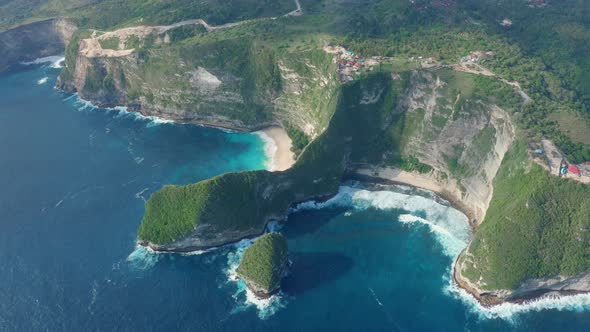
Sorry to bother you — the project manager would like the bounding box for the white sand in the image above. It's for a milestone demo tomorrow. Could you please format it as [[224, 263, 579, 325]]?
[[356, 167, 444, 194], [256, 127, 296, 172]]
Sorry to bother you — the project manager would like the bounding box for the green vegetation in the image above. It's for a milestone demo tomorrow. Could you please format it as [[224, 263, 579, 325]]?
[[285, 125, 309, 155], [461, 138, 590, 290], [98, 36, 119, 50], [137, 73, 407, 245], [237, 233, 288, 294], [0, 0, 296, 32], [399, 156, 432, 174], [0, 0, 93, 32], [6, 0, 586, 292], [68, 0, 294, 30], [139, 171, 272, 244]]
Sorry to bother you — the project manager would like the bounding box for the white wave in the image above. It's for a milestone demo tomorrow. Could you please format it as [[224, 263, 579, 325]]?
[[292, 185, 471, 258], [443, 266, 590, 322], [266, 220, 284, 232], [65, 93, 173, 127], [135, 187, 149, 203], [180, 249, 209, 256], [398, 214, 467, 258], [314, 186, 590, 318], [127, 245, 160, 270], [51, 57, 66, 68], [37, 77, 49, 85], [254, 131, 278, 171], [20, 55, 64, 68]]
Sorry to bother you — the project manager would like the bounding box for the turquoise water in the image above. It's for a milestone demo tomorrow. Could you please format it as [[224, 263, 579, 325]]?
[[1, 64, 590, 331]]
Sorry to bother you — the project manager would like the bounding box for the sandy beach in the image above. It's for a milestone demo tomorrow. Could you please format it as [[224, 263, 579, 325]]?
[[256, 126, 296, 172], [353, 166, 478, 227]]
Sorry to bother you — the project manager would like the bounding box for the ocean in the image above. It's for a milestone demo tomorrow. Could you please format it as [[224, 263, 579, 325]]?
[[1, 63, 589, 331]]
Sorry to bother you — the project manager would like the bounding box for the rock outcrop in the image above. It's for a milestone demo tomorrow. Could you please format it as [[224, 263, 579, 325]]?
[[454, 256, 590, 306], [237, 233, 289, 297]]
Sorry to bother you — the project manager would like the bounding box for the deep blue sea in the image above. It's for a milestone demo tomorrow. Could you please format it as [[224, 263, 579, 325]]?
[[1, 63, 590, 331]]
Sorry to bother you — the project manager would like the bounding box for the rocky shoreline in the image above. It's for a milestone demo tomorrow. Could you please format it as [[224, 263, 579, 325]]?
[[345, 168, 590, 307], [59, 75, 590, 308]]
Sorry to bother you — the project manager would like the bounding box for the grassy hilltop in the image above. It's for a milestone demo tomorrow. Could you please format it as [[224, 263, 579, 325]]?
[[237, 233, 289, 295]]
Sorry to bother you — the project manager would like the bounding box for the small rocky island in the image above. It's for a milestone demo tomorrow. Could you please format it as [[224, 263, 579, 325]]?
[[237, 233, 289, 298]]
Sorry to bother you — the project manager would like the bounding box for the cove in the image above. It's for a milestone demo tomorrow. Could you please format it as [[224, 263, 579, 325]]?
[[1, 64, 590, 331]]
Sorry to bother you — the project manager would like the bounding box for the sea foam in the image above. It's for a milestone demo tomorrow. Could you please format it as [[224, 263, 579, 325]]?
[[66, 93, 173, 127], [293, 185, 471, 258], [444, 269, 590, 322], [21, 55, 65, 68], [225, 238, 287, 319], [293, 184, 590, 320], [254, 131, 278, 171], [126, 245, 160, 270]]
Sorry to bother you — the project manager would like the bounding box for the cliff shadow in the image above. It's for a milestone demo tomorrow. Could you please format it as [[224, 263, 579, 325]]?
[[282, 251, 354, 296], [285, 207, 350, 239]]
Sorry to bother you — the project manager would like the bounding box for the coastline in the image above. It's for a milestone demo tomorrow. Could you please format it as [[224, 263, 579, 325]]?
[[256, 126, 296, 172], [62, 84, 590, 311], [346, 166, 478, 229], [345, 166, 590, 308]]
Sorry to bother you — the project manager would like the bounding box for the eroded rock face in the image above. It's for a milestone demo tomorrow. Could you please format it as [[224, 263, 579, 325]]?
[[56, 29, 338, 133], [454, 259, 590, 305], [358, 71, 516, 226], [0, 19, 77, 73]]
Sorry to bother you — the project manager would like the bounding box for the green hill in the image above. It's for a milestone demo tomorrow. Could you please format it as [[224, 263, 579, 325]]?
[[237, 233, 289, 296]]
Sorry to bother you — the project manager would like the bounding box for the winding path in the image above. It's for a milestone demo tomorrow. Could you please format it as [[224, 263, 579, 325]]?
[[81, 0, 303, 58]]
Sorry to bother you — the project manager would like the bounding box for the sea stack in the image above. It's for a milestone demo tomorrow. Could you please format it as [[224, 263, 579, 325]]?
[[237, 233, 289, 298]]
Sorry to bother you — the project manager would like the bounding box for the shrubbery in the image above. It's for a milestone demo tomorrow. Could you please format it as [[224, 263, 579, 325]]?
[[237, 233, 288, 293]]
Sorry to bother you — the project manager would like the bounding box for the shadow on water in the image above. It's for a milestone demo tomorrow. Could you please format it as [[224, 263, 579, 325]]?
[[286, 207, 351, 238], [282, 252, 354, 296]]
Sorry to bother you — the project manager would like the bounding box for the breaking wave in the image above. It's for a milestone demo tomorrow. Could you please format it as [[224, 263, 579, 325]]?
[[444, 271, 590, 322], [293, 184, 590, 320], [293, 185, 470, 258], [37, 77, 49, 85], [66, 93, 173, 127], [21, 55, 65, 68], [254, 131, 277, 171], [126, 245, 160, 270]]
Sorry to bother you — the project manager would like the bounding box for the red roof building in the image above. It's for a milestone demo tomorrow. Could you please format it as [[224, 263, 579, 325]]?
[[568, 165, 581, 175]]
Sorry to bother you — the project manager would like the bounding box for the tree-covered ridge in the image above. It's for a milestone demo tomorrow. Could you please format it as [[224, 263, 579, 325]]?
[[138, 172, 272, 244], [137, 72, 409, 245], [460, 138, 590, 290], [136, 68, 515, 245], [237, 233, 289, 294]]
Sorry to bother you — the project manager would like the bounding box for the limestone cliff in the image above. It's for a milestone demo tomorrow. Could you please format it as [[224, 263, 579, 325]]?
[[0, 19, 77, 73], [54, 27, 590, 304], [56, 24, 338, 134], [352, 70, 515, 226]]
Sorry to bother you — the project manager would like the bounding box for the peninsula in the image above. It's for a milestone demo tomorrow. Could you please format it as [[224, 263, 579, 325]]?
[[2, 0, 589, 306]]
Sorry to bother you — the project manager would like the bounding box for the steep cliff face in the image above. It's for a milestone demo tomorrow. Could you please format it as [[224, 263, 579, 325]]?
[[56, 24, 338, 133], [0, 19, 77, 73], [353, 70, 516, 225], [53, 24, 590, 303], [395, 71, 515, 224]]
